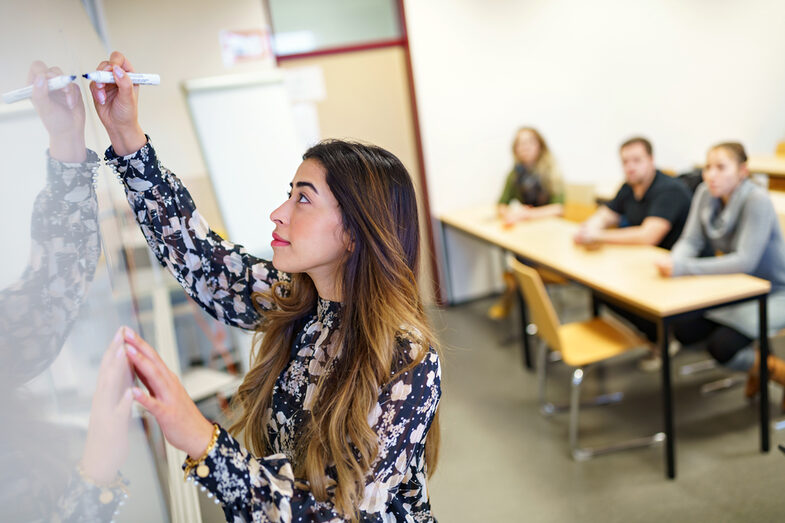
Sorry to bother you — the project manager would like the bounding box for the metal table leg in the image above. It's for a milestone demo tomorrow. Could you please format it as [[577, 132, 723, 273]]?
[[660, 318, 675, 479], [760, 296, 770, 452]]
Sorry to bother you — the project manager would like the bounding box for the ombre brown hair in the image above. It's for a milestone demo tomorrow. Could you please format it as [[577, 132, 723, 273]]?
[[229, 140, 439, 519], [512, 126, 563, 198]]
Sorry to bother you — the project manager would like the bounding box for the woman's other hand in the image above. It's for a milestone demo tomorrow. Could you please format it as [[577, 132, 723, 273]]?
[[122, 328, 215, 458], [89, 51, 146, 156]]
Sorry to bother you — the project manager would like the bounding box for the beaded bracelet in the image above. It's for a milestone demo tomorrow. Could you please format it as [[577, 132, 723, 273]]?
[[183, 423, 221, 481]]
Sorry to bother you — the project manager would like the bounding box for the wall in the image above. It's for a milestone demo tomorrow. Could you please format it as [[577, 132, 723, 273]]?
[[404, 0, 785, 301], [103, 0, 273, 179], [101, 0, 275, 233]]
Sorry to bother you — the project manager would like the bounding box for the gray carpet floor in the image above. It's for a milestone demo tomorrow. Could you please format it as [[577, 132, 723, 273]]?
[[427, 288, 785, 522]]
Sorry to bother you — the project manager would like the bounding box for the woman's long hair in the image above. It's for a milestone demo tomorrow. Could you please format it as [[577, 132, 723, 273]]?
[[512, 126, 563, 198], [229, 140, 439, 518]]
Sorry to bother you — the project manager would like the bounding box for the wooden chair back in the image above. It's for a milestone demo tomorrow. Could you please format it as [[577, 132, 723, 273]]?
[[511, 259, 562, 352], [563, 183, 597, 222]]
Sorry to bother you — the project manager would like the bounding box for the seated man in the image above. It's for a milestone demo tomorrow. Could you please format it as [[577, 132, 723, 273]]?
[[574, 137, 691, 249], [574, 137, 692, 370]]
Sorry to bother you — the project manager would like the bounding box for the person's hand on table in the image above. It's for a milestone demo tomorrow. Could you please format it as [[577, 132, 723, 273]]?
[[573, 224, 599, 245], [80, 327, 134, 484], [28, 61, 86, 163], [89, 51, 146, 156], [122, 327, 215, 459], [502, 205, 533, 227], [655, 256, 674, 277]]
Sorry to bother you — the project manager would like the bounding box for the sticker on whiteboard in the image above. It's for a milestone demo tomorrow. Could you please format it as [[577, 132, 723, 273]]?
[[220, 29, 274, 68]]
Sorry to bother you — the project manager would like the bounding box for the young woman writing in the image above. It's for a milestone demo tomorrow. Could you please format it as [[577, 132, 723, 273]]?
[[91, 52, 441, 522]]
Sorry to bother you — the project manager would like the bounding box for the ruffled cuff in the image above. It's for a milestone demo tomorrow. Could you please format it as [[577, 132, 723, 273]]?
[[103, 135, 164, 188], [182, 427, 295, 513], [103, 134, 150, 162]]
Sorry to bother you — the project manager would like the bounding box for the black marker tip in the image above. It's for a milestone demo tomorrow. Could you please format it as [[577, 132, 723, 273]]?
[[81, 74, 89, 79]]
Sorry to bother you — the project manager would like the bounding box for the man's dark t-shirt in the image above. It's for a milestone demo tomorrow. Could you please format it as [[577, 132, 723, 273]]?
[[605, 170, 691, 250]]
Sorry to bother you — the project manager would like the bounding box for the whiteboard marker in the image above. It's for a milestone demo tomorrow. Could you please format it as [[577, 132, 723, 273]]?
[[83, 71, 160, 85], [2, 75, 77, 104]]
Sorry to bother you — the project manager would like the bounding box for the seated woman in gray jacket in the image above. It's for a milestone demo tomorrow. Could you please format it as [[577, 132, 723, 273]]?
[[655, 142, 785, 409]]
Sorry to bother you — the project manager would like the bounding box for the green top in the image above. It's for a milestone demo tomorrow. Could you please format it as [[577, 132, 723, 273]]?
[[498, 164, 564, 206]]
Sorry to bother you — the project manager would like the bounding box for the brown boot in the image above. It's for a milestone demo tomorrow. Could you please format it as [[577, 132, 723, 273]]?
[[745, 352, 785, 410], [745, 352, 760, 399], [487, 271, 517, 320]]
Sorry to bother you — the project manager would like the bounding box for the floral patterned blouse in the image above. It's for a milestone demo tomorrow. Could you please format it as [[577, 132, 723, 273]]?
[[105, 138, 442, 522]]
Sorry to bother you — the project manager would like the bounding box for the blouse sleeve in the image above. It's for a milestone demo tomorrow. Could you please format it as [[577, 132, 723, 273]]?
[[105, 138, 287, 330], [498, 169, 517, 205], [0, 150, 101, 386], [184, 346, 442, 522]]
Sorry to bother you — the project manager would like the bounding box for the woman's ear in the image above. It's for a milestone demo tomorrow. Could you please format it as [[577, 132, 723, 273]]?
[[342, 229, 355, 253]]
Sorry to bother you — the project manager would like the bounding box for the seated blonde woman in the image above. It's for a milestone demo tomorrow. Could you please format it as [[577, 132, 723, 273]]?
[[490, 127, 564, 319]]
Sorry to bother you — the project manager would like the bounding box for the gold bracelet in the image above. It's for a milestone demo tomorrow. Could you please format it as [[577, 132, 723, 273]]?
[[184, 423, 221, 481]]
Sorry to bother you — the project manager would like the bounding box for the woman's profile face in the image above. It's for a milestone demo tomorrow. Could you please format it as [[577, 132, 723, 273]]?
[[269, 159, 350, 285], [703, 148, 746, 200], [514, 130, 541, 166]]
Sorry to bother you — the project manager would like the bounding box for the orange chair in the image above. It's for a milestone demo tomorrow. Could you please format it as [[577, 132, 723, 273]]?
[[511, 258, 665, 460]]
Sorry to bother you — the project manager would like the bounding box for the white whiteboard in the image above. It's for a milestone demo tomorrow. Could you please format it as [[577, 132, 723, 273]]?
[[183, 70, 303, 259], [0, 103, 48, 289]]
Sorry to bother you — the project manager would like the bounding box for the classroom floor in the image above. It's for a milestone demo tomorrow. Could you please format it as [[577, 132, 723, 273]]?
[[427, 287, 785, 522]]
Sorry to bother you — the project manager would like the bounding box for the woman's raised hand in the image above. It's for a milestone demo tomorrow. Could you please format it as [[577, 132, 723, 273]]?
[[122, 327, 216, 458], [89, 51, 147, 156]]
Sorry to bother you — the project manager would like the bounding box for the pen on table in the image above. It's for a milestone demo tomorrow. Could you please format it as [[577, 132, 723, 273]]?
[[83, 71, 160, 85], [2, 75, 77, 104]]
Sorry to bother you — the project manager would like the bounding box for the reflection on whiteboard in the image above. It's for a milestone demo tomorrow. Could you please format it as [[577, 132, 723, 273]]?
[[184, 71, 303, 260]]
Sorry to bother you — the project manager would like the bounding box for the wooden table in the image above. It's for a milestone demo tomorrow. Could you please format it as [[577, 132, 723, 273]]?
[[439, 205, 772, 479], [749, 154, 785, 176], [745, 155, 785, 191]]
